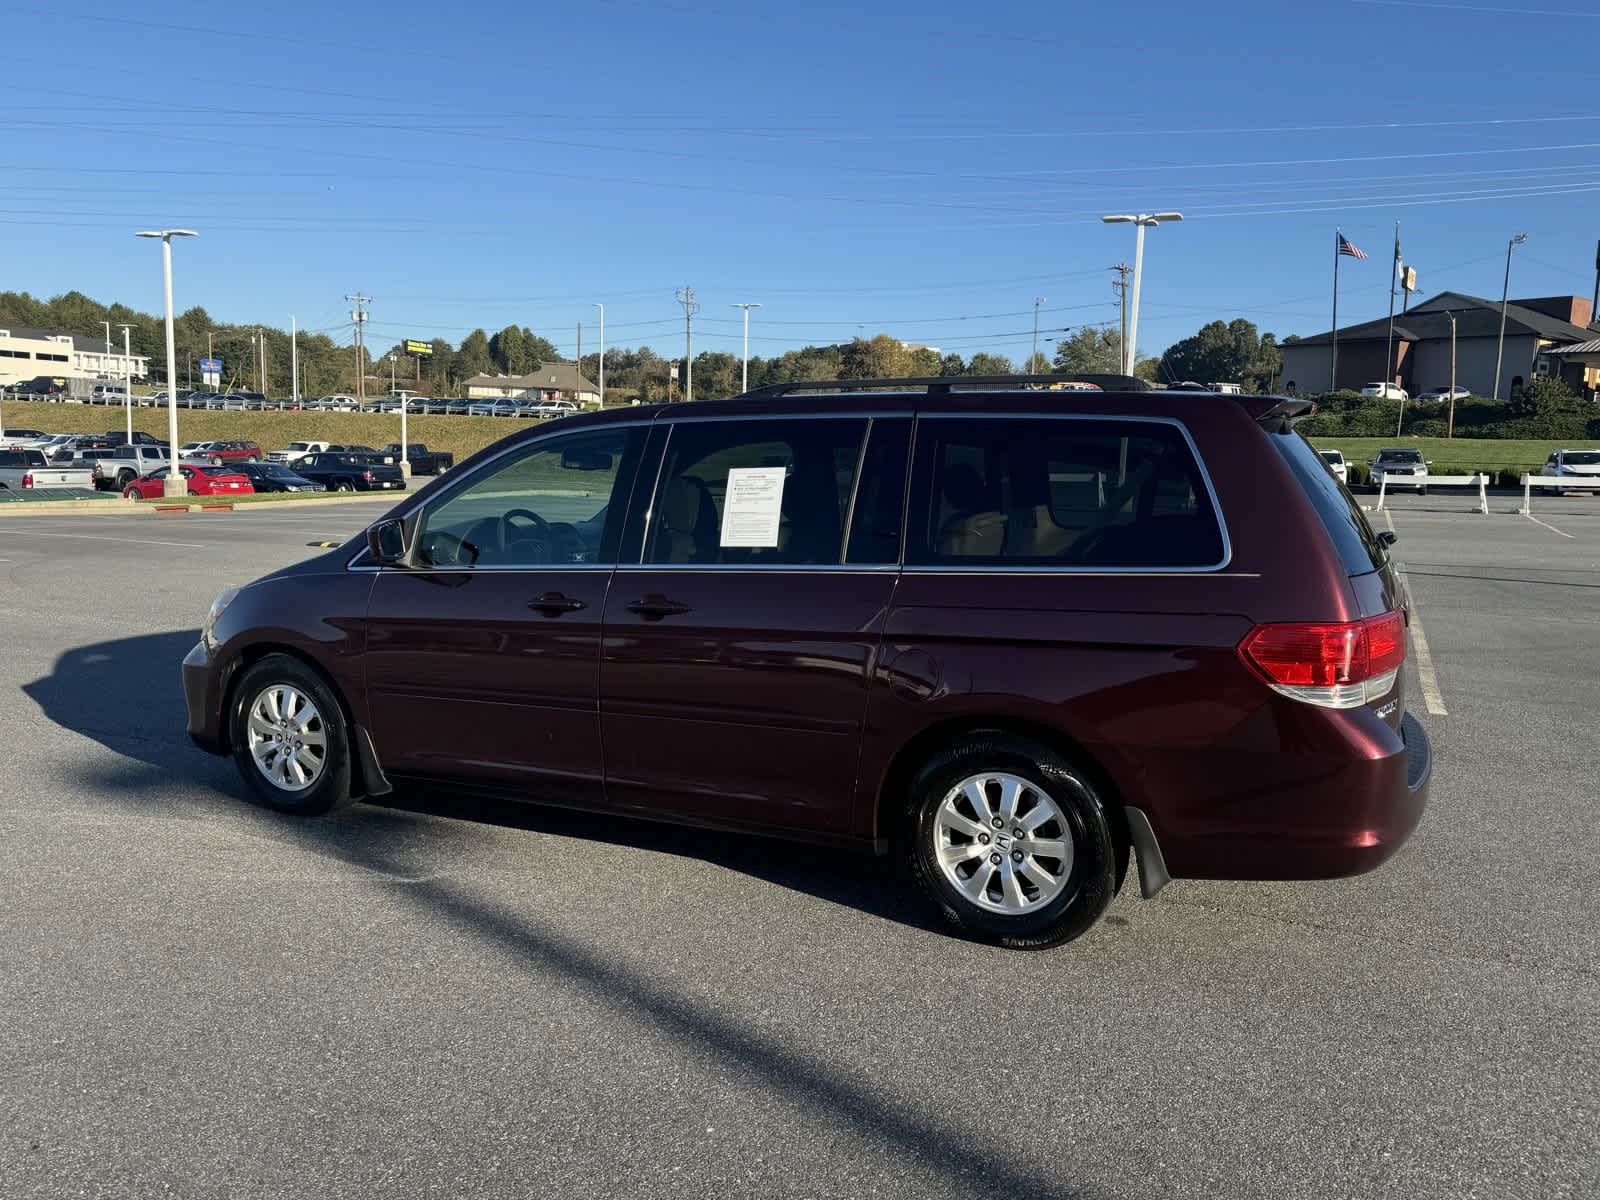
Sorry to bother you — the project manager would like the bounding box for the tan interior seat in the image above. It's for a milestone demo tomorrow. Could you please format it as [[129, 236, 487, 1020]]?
[[658, 475, 717, 562], [937, 463, 1007, 557]]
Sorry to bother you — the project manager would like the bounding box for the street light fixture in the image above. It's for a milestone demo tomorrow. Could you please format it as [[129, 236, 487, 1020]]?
[[1492, 232, 1528, 402], [135, 229, 198, 498], [1101, 212, 1183, 376]]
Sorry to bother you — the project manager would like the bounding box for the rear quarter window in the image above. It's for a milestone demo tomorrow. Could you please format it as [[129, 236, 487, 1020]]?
[[908, 416, 1225, 568], [1271, 432, 1387, 575]]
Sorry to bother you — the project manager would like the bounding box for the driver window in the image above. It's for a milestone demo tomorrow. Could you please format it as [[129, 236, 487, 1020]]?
[[415, 429, 635, 568]]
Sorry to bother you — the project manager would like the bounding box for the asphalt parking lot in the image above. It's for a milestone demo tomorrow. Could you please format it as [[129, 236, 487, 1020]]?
[[2, 494, 1596, 1200]]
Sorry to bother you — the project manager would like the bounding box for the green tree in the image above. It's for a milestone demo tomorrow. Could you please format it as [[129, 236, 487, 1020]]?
[[692, 351, 740, 399], [1022, 351, 1052, 374], [1157, 318, 1278, 390], [490, 325, 531, 374], [906, 346, 942, 375], [1052, 327, 1123, 374], [966, 352, 1014, 375], [457, 329, 492, 380], [1508, 374, 1582, 419], [840, 335, 912, 380], [939, 353, 966, 377]]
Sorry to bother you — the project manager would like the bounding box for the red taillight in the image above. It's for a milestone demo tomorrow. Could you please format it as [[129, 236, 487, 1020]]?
[[363, 470, 373, 482], [1238, 612, 1406, 709], [21, 473, 33, 488]]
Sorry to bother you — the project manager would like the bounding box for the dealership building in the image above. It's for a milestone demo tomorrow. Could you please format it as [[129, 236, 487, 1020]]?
[[0, 326, 151, 390]]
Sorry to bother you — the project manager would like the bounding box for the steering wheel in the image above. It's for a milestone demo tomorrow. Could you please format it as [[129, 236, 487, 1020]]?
[[501, 508, 550, 560]]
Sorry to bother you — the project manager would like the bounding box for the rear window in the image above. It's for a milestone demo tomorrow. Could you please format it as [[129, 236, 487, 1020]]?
[[1270, 431, 1387, 576], [907, 417, 1225, 568]]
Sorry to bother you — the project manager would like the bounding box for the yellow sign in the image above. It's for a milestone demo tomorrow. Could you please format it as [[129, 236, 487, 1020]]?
[[404, 339, 433, 356]]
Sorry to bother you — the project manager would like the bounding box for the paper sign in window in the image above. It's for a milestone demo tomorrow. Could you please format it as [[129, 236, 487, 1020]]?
[[719, 467, 787, 547]]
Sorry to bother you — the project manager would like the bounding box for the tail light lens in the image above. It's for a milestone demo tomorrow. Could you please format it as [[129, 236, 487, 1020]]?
[[1238, 611, 1406, 709], [363, 470, 373, 482], [21, 473, 33, 488]]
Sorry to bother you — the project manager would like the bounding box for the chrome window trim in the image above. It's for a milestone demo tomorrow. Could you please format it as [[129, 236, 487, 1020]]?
[[615, 563, 899, 574], [907, 411, 1233, 574], [345, 419, 651, 573], [654, 410, 903, 424]]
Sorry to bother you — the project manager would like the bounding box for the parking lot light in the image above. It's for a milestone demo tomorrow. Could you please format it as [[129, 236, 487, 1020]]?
[[1101, 213, 1182, 375], [135, 229, 198, 498]]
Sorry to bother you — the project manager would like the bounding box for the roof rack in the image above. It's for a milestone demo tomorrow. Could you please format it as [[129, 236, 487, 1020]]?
[[735, 372, 1153, 401]]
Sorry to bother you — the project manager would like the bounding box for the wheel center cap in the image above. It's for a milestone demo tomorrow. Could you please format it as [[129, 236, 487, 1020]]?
[[995, 834, 1012, 853]]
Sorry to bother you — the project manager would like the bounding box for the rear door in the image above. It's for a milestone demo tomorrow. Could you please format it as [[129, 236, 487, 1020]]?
[[599, 415, 909, 835], [363, 424, 645, 803]]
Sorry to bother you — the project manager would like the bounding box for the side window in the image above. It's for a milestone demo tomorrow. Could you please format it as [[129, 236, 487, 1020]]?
[[645, 419, 868, 566], [415, 427, 640, 568], [908, 417, 1225, 569], [845, 419, 911, 565]]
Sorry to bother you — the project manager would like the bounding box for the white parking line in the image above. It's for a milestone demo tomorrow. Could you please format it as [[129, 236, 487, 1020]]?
[[0, 528, 205, 549], [1384, 512, 1447, 717], [1523, 513, 1574, 539]]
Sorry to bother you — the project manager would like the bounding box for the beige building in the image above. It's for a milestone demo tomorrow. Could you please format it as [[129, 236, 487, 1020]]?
[[462, 364, 599, 405], [0, 326, 150, 389]]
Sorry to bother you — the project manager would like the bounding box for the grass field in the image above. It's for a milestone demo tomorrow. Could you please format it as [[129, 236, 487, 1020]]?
[[2, 400, 528, 464]]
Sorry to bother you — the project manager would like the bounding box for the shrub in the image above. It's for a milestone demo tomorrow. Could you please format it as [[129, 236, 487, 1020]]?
[[1508, 375, 1582, 420]]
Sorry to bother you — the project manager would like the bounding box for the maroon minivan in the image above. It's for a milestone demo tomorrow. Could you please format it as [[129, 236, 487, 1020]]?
[[183, 378, 1430, 948]]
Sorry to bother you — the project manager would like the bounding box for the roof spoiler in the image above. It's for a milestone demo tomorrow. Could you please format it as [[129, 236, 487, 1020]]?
[[1248, 397, 1317, 432]]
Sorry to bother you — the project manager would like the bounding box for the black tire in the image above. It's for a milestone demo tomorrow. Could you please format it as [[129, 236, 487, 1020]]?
[[336, 480, 354, 493], [904, 734, 1120, 949], [1418, 486, 1427, 497], [117, 470, 135, 488], [227, 654, 355, 816]]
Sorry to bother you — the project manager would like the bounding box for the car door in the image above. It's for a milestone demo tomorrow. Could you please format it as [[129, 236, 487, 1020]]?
[[599, 415, 910, 836], [363, 423, 646, 804]]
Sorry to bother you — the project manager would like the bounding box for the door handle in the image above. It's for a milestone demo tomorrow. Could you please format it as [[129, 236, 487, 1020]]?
[[527, 592, 586, 616], [626, 595, 691, 620]]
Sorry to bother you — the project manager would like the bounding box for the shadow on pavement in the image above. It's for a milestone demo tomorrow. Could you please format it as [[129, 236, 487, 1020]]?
[[23, 630, 1100, 1199]]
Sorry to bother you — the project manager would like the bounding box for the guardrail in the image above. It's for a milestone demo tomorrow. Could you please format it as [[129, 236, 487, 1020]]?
[[1376, 472, 1488, 514], [1519, 473, 1600, 515]]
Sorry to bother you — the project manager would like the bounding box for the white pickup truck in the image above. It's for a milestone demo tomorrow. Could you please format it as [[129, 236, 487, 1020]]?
[[267, 440, 331, 465], [0, 448, 97, 490]]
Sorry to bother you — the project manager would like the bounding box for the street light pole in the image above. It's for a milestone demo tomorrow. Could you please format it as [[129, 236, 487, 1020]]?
[[1102, 212, 1183, 376], [1493, 232, 1528, 401], [119, 324, 134, 443], [593, 302, 605, 406], [136, 229, 198, 498], [1446, 311, 1458, 438], [732, 302, 761, 392], [1031, 296, 1046, 372]]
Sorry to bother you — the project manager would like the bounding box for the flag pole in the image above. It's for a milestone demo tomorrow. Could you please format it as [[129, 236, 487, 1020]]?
[[1330, 228, 1341, 393], [1383, 221, 1400, 392]]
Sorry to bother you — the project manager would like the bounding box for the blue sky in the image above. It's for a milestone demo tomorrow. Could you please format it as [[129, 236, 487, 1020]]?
[[8, 0, 1600, 365]]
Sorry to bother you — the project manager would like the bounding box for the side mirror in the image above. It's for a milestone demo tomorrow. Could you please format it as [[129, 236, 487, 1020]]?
[[1377, 530, 1398, 549], [366, 518, 407, 565]]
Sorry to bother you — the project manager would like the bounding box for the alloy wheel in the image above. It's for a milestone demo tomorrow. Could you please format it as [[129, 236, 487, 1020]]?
[[244, 684, 328, 792], [933, 771, 1075, 915]]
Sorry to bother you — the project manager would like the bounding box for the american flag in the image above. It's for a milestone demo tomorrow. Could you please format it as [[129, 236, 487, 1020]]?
[[1338, 234, 1369, 260]]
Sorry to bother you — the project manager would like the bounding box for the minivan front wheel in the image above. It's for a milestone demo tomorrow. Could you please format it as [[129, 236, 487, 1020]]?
[[907, 736, 1118, 949], [228, 655, 354, 816]]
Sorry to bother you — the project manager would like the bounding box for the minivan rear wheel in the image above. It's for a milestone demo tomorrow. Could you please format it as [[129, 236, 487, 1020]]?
[[906, 735, 1118, 949], [228, 654, 354, 816]]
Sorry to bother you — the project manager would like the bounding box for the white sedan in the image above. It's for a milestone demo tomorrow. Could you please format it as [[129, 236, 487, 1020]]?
[[1540, 449, 1600, 481], [1319, 449, 1349, 484], [1360, 382, 1409, 401]]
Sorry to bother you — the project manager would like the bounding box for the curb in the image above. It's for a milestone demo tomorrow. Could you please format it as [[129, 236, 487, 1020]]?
[[0, 493, 396, 517]]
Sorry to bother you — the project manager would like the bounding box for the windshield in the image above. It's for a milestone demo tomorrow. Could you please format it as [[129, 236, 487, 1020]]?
[[1320, 451, 1342, 464], [1562, 451, 1600, 465], [287, 442, 310, 451], [1377, 450, 1423, 463]]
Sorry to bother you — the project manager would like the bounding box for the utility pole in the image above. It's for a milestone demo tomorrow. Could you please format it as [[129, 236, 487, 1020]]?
[[119, 324, 134, 443], [1493, 234, 1527, 401], [1592, 238, 1599, 327], [1031, 296, 1046, 373], [290, 316, 298, 407], [1111, 265, 1131, 371], [260, 330, 268, 397], [675, 286, 699, 403], [732, 302, 761, 392], [593, 303, 605, 406], [346, 293, 371, 404], [576, 322, 583, 388]]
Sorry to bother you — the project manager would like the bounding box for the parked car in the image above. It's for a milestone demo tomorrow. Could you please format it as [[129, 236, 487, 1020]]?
[[291, 452, 407, 493], [1416, 386, 1470, 404], [92, 384, 131, 405], [123, 462, 255, 500], [1319, 448, 1349, 484], [1539, 449, 1600, 484], [1369, 447, 1429, 493], [444, 398, 472, 416], [207, 440, 263, 463], [180, 441, 220, 460], [106, 430, 169, 448], [525, 399, 579, 420], [268, 441, 331, 465], [1, 429, 47, 446], [0, 448, 96, 490], [1360, 383, 1409, 401], [381, 443, 454, 475], [94, 444, 171, 490], [237, 461, 327, 494], [326, 444, 393, 462], [467, 398, 519, 417], [183, 379, 1430, 950]]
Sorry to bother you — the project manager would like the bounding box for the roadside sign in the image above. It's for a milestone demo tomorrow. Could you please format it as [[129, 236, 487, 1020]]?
[[404, 340, 433, 357], [200, 356, 222, 386]]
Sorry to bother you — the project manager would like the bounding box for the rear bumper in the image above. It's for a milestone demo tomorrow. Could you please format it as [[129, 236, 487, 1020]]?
[[182, 640, 229, 755], [1156, 710, 1431, 882]]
